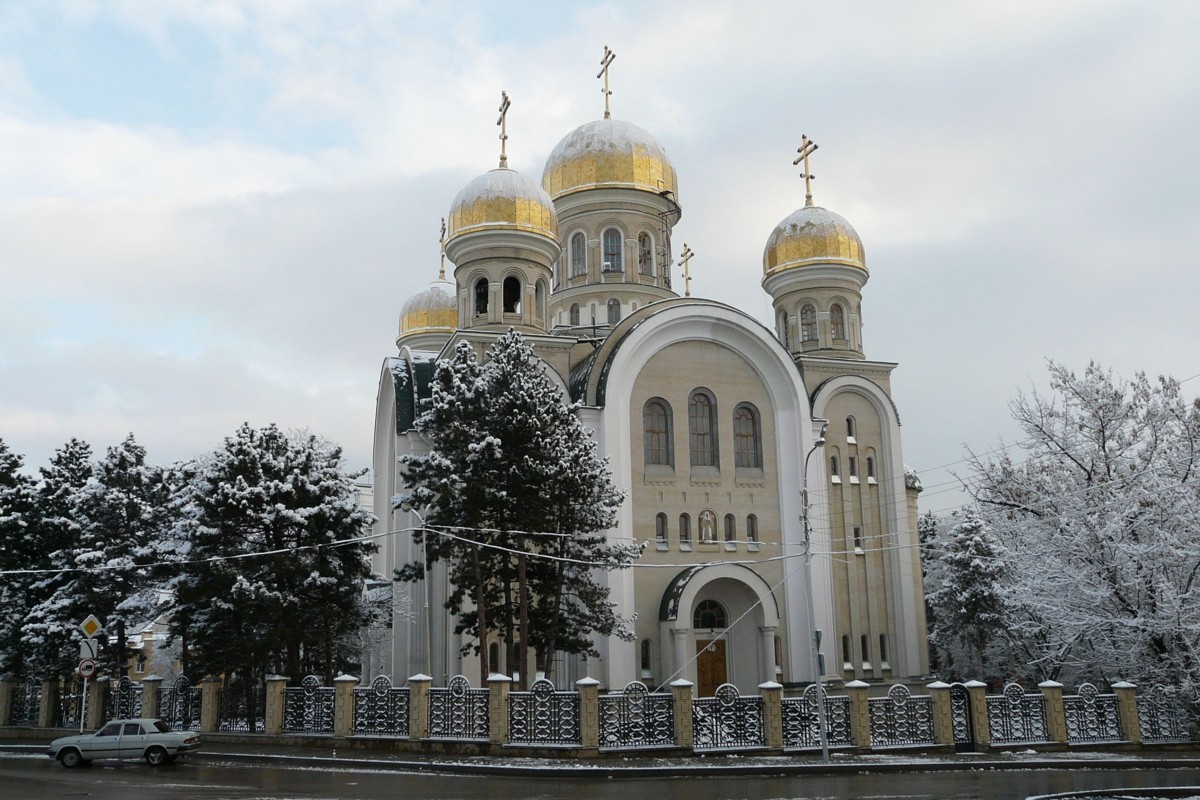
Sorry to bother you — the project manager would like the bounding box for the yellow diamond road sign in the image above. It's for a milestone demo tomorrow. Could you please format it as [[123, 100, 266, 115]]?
[[79, 615, 103, 638]]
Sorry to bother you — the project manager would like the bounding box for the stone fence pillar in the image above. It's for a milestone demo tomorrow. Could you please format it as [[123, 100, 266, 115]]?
[[1039, 680, 1068, 744], [488, 673, 511, 745], [0, 678, 15, 726], [85, 677, 106, 730], [39, 680, 58, 728], [140, 675, 163, 720], [1111, 681, 1141, 744], [845, 680, 872, 749], [759, 681, 783, 751], [670, 679, 694, 749], [334, 674, 358, 738], [965, 680, 990, 750], [264, 675, 288, 736], [926, 681, 954, 747], [199, 677, 221, 733], [407, 674, 431, 740], [576, 677, 600, 752]]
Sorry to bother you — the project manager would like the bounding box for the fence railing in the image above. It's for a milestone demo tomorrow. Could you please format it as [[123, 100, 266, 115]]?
[[986, 683, 1047, 745], [509, 678, 581, 746], [782, 684, 853, 749], [157, 676, 201, 731], [283, 675, 335, 734], [352, 675, 409, 736], [428, 675, 489, 740], [692, 683, 765, 751], [218, 682, 265, 732], [7, 676, 41, 726], [104, 675, 143, 722], [598, 681, 674, 749], [1139, 684, 1191, 743], [1063, 683, 1122, 743], [868, 684, 935, 747]]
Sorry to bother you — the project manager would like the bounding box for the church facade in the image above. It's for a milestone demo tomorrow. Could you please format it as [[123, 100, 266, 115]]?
[[370, 74, 928, 695]]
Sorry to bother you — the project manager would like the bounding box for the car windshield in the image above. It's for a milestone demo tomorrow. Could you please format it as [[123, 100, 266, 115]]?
[[153, 720, 171, 733]]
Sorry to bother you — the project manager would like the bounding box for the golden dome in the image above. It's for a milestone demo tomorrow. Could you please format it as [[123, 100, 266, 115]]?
[[447, 168, 558, 242], [763, 204, 866, 275], [542, 118, 678, 200], [399, 282, 457, 336]]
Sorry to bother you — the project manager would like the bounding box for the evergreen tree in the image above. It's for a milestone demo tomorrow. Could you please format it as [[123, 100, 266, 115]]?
[[0, 439, 39, 675]]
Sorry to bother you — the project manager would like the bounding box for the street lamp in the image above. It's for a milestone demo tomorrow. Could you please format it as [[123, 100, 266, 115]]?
[[802, 419, 830, 763]]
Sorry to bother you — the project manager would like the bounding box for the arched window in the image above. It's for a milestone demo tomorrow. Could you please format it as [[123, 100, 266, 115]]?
[[801, 304, 817, 342], [879, 634, 889, 664], [570, 232, 587, 277], [830, 454, 840, 478], [778, 310, 789, 348], [536, 280, 547, 320], [643, 399, 673, 466], [503, 276, 521, 313], [655, 512, 668, 544], [602, 228, 623, 272], [679, 513, 691, 545], [861, 634, 870, 664], [846, 416, 856, 439], [474, 278, 489, 316], [746, 514, 759, 543], [723, 514, 736, 542], [867, 454, 876, 479], [688, 389, 718, 467], [841, 634, 851, 665], [607, 298, 620, 325], [569, 303, 580, 326], [733, 403, 762, 469], [831, 303, 846, 340], [638, 231, 653, 275], [693, 599, 727, 629]]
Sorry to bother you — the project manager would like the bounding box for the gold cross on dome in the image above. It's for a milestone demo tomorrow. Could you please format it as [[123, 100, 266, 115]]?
[[438, 217, 447, 281], [497, 90, 511, 168], [678, 243, 695, 297], [597, 46, 616, 119], [794, 135, 819, 206]]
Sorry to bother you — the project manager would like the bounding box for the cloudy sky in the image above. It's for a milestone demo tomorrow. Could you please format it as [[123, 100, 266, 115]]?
[[2, 0, 1197, 517]]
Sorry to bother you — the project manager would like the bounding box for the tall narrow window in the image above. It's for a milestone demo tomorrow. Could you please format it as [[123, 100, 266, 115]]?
[[569, 303, 580, 326], [831, 304, 846, 340], [638, 232, 653, 274], [503, 276, 521, 313], [655, 512, 668, 544], [867, 455, 876, 479], [536, 280, 546, 320], [879, 634, 889, 664], [474, 278, 489, 316], [861, 634, 870, 664], [846, 416, 856, 439], [679, 513, 691, 546], [746, 514, 758, 543], [778, 310, 789, 348], [602, 228, 623, 272], [800, 304, 817, 342], [841, 634, 851, 665], [643, 399, 673, 466], [607, 298, 620, 325], [688, 389, 718, 467], [830, 455, 840, 477], [733, 403, 762, 468], [640, 639, 652, 675], [853, 526, 863, 549], [570, 232, 587, 277], [849, 456, 858, 478], [723, 514, 736, 542]]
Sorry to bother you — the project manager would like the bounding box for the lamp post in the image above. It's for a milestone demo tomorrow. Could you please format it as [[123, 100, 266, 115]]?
[[802, 420, 829, 763]]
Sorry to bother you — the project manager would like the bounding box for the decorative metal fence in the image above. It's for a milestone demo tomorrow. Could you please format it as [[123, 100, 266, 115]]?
[[284, 675, 335, 734], [868, 684, 935, 747], [1139, 684, 1191, 743], [218, 682, 265, 732], [986, 683, 1048, 745], [55, 678, 84, 728], [598, 681, 674, 749], [104, 676, 143, 721], [8, 677, 41, 726], [692, 684, 765, 751], [353, 675, 410, 736], [158, 676, 201, 731], [782, 684, 853, 749], [428, 675, 489, 740], [509, 678, 581, 746], [1063, 683, 1122, 743]]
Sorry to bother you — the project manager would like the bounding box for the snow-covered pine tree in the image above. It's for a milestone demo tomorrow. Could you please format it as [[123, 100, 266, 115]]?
[[0, 439, 39, 675], [171, 423, 375, 685]]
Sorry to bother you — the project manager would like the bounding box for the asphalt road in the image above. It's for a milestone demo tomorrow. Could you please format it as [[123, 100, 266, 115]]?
[[4, 751, 1200, 800]]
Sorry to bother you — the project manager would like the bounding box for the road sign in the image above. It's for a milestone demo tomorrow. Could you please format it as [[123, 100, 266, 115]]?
[[79, 615, 103, 638], [80, 638, 98, 659], [78, 658, 97, 678]]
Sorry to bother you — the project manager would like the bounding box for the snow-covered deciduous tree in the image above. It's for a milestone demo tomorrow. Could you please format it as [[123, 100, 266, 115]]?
[[0, 439, 39, 675], [170, 423, 375, 685], [398, 330, 634, 686]]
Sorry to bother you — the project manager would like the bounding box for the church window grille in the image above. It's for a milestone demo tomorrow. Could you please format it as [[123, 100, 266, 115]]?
[[688, 389, 718, 467], [571, 232, 587, 277], [679, 514, 691, 546], [643, 399, 673, 466], [607, 298, 620, 325], [733, 403, 762, 468], [724, 514, 736, 542], [638, 232, 653, 275], [602, 228, 623, 272], [569, 303, 580, 326], [655, 512, 668, 544], [503, 276, 521, 313], [800, 304, 817, 342], [746, 514, 758, 543], [474, 278, 489, 316], [693, 600, 727, 630], [831, 304, 846, 340]]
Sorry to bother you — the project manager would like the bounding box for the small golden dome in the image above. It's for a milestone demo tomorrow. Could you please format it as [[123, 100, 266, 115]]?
[[763, 204, 866, 275], [447, 168, 558, 242], [542, 118, 678, 200], [399, 282, 457, 336]]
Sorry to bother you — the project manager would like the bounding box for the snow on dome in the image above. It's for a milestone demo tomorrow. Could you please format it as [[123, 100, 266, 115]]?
[[542, 118, 678, 201], [399, 281, 457, 336], [447, 168, 558, 242], [762, 204, 866, 276]]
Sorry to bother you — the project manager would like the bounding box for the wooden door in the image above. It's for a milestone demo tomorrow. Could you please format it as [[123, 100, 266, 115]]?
[[696, 639, 727, 697]]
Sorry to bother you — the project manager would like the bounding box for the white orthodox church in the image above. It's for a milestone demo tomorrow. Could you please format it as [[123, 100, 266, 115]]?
[[370, 62, 929, 696]]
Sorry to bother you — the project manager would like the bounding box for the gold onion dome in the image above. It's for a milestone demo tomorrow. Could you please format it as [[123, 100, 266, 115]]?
[[446, 168, 558, 242], [542, 118, 678, 200], [762, 204, 866, 276], [399, 282, 457, 336]]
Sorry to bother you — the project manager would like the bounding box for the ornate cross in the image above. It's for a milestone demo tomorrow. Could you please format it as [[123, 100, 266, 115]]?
[[794, 135, 819, 206], [497, 90, 511, 167], [438, 217, 447, 281], [597, 46, 616, 119], [678, 243, 695, 297]]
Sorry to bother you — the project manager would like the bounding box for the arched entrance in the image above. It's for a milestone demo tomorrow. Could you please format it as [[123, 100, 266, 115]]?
[[693, 599, 729, 697]]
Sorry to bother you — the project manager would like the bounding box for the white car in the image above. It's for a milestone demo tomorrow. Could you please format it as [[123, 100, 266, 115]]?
[[48, 718, 200, 767]]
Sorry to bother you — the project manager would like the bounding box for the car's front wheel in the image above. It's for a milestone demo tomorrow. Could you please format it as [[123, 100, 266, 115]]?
[[144, 746, 169, 766], [59, 749, 84, 768]]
